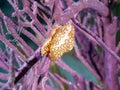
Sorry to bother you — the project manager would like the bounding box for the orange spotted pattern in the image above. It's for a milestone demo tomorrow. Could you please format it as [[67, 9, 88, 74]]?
[[41, 24, 75, 61]]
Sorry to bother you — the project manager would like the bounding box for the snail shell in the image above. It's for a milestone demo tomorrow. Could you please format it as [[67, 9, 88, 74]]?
[[41, 24, 75, 61]]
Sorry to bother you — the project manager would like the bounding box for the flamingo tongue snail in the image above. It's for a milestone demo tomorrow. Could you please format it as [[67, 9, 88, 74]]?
[[41, 24, 75, 61]]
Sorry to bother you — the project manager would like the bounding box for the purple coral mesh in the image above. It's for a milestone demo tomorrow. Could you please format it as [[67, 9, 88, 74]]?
[[0, 0, 120, 90]]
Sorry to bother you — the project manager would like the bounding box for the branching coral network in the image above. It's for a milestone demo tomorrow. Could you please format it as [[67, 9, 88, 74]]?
[[0, 0, 120, 90]]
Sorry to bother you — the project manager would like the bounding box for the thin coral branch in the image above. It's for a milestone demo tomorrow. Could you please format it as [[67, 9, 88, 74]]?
[[72, 19, 120, 62], [1, 48, 42, 89], [14, 48, 41, 84], [73, 74, 86, 90], [59, 0, 108, 24], [25, 7, 47, 38], [56, 59, 99, 90], [74, 41, 101, 80], [20, 28, 42, 46], [45, 85, 56, 90], [1, 11, 42, 47], [49, 72, 65, 90], [7, 0, 17, 9], [30, 0, 51, 16], [8, 48, 15, 89], [0, 82, 4, 86], [116, 42, 120, 53], [10, 0, 47, 39], [0, 35, 26, 61], [1, 48, 16, 90], [31, 62, 41, 90], [37, 58, 51, 90], [60, 0, 68, 10], [0, 49, 9, 70], [52, 73, 77, 89], [4, 16, 34, 57], [0, 21, 5, 37], [0, 59, 8, 71], [32, 1, 38, 15], [0, 73, 8, 81], [56, 59, 77, 74], [95, 16, 104, 40]]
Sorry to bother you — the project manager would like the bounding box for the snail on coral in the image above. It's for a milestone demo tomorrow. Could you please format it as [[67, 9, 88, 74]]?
[[41, 24, 75, 61]]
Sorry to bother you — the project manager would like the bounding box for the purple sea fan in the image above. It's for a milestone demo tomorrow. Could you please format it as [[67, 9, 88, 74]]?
[[0, 0, 120, 90]]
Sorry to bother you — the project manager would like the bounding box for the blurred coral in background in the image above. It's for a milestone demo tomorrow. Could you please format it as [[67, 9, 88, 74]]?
[[0, 0, 120, 90]]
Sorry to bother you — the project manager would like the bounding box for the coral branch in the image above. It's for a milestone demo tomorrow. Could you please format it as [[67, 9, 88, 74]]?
[[0, 49, 9, 70], [14, 48, 41, 84], [0, 73, 8, 81], [4, 16, 34, 57], [0, 0, 119, 89], [8, 48, 15, 89], [49, 73, 65, 90], [116, 42, 120, 53], [53, 73, 77, 90], [72, 19, 120, 62], [74, 41, 101, 80], [0, 35, 26, 61], [59, 0, 108, 24]]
